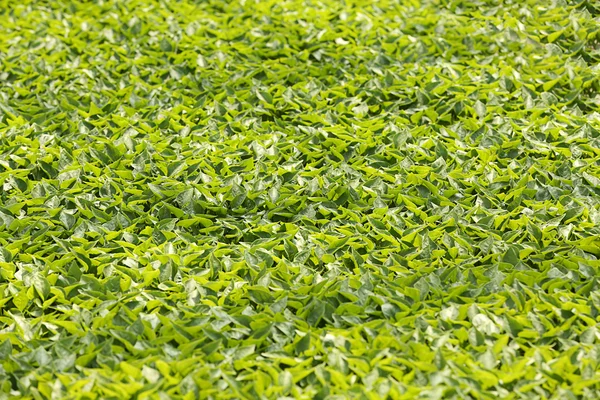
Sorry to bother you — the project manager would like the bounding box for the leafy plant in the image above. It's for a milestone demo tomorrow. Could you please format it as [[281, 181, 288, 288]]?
[[0, 0, 600, 398]]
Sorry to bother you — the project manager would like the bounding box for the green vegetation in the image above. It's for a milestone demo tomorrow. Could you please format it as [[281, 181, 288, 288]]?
[[1, 0, 600, 398]]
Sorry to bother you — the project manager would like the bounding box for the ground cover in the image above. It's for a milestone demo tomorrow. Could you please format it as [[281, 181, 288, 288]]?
[[1, 0, 600, 398]]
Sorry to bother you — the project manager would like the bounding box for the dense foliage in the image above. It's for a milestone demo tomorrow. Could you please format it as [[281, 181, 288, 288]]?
[[1, 0, 600, 398]]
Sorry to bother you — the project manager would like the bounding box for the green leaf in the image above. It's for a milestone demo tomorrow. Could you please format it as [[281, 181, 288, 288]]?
[[0, 246, 12, 262], [295, 333, 311, 355], [32, 274, 51, 300], [502, 246, 520, 266], [474, 101, 487, 118], [248, 287, 274, 304], [0, 340, 12, 359], [13, 290, 29, 311]]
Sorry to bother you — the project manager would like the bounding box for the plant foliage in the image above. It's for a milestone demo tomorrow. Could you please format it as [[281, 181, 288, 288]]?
[[1, 0, 600, 398]]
